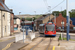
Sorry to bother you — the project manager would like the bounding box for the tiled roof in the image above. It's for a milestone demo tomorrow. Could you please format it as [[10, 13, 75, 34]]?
[[0, 0, 12, 13], [14, 15, 20, 19]]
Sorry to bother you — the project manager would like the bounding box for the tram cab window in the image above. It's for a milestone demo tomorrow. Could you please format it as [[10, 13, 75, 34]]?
[[46, 25, 55, 31]]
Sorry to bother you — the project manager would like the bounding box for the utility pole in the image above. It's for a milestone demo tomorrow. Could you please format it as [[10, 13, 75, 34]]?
[[54, 13, 56, 24], [66, 0, 69, 41], [48, 6, 51, 22]]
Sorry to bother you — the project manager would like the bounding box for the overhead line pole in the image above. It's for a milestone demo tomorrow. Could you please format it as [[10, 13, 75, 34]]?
[[66, 0, 69, 41]]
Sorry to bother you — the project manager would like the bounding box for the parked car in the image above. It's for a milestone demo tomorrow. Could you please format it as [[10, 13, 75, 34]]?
[[20, 28, 32, 32], [28, 28, 32, 32]]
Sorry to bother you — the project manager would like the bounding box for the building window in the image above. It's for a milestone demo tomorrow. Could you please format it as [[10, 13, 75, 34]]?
[[73, 27, 75, 30], [3, 13, 5, 20], [5, 26, 6, 32], [58, 27, 61, 29], [14, 19, 16, 24]]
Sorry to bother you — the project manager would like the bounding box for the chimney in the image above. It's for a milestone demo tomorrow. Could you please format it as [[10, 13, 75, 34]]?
[[43, 15, 46, 17], [59, 13, 62, 16], [2, 0, 5, 4], [10, 9, 13, 12]]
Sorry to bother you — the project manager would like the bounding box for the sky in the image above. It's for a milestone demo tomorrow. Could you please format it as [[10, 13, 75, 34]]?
[[5, 0, 75, 15]]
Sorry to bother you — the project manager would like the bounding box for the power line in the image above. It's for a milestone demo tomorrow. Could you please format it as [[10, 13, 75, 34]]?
[[51, 0, 65, 10], [43, 0, 48, 10], [43, 0, 65, 11]]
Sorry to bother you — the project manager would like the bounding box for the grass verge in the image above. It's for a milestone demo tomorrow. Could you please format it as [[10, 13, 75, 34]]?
[[59, 34, 75, 41]]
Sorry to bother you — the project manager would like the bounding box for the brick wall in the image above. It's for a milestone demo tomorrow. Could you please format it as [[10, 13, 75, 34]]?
[[10, 13, 14, 35], [53, 13, 74, 27]]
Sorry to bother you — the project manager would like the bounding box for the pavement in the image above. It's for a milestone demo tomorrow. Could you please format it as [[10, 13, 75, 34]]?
[[55, 40, 75, 50], [0, 31, 39, 50], [7, 41, 28, 50], [56, 32, 75, 36]]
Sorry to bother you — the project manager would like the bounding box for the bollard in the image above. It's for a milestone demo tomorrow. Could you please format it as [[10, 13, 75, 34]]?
[[69, 35, 70, 39]]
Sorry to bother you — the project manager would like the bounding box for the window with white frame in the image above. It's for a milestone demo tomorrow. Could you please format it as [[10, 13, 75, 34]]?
[[14, 19, 16, 24]]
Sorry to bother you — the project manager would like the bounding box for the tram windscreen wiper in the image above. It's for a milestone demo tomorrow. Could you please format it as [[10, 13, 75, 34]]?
[[46, 25, 55, 31]]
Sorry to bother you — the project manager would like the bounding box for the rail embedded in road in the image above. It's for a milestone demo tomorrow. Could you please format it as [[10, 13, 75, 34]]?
[[20, 37, 59, 50]]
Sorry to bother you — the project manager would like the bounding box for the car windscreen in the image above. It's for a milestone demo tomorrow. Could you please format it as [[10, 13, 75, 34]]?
[[46, 24, 55, 31]]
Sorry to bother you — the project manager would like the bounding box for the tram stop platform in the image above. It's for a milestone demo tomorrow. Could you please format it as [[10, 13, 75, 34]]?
[[55, 40, 75, 50]]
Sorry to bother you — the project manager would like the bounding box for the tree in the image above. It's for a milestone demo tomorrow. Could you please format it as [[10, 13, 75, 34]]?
[[52, 11, 60, 16]]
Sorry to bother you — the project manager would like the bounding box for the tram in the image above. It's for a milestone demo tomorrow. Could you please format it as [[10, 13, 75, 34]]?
[[39, 24, 45, 34], [44, 22, 56, 37]]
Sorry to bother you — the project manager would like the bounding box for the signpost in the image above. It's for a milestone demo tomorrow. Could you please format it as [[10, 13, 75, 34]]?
[[21, 18, 25, 43], [61, 21, 64, 40]]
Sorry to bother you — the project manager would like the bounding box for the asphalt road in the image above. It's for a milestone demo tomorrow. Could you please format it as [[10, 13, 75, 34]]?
[[0, 39, 15, 50]]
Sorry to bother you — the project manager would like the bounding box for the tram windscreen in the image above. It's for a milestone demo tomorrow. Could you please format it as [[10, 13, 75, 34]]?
[[46, 25, 55, 31]]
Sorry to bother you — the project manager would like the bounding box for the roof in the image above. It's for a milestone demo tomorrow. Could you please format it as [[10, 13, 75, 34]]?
[[35, 14, 54, 21], [0, 0, 12, 13], [71, 17, 75, 25], [14, 15, 20, 19]]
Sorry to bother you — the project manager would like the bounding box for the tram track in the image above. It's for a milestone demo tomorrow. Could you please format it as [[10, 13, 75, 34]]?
[[30, 38, 45, 50], [20, 37, 59, 50], [46, 38, 53, 50], [30, 38, 53, 50]]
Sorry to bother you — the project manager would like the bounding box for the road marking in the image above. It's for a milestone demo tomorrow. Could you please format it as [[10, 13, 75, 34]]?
[[53, 46, 55, 50], [2, 42, 13, 50], [0, 37, 15, 42]]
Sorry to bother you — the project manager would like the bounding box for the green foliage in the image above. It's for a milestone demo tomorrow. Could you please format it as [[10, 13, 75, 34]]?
[[25, 15, 42, 21], [59, 34, 62, 40], [25, 17, 32, 21], [52, 11, 60, 16], [59, 34, 67, 40], [35, 15, 42, 19], [52, 9, 75, 18]]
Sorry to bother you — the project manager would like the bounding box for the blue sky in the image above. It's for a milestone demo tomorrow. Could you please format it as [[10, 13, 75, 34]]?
[[5, 0, 75, 15]]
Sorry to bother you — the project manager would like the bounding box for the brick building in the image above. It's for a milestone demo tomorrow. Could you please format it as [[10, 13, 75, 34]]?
[[10, 9, 14, 35], [52, 13, 74, 29]]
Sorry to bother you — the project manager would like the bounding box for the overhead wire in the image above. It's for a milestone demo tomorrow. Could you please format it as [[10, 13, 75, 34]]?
[[43, 0, 65, 11], [51, 0, 65, 10], [43, 0, 49, 10]]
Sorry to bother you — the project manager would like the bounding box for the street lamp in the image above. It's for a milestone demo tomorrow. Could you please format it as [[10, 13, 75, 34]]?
[[19, 12, 21, 15], [66, 0, 69, 41]]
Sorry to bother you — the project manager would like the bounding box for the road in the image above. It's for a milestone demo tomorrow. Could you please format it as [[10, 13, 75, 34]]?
[[0, 39, 15, 50], [20, 37, 59, 50], [0, 32, 75, 50]]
